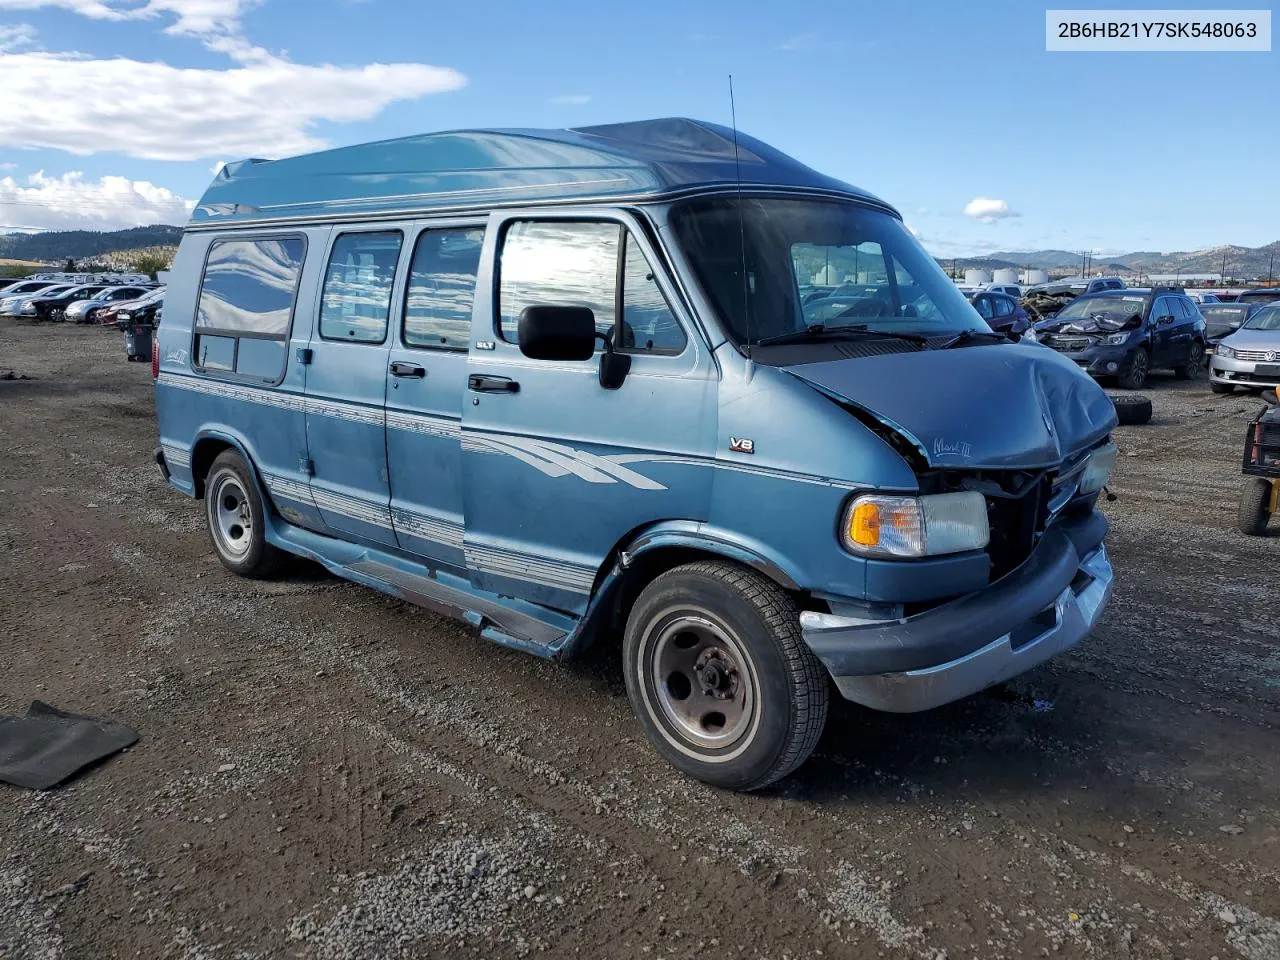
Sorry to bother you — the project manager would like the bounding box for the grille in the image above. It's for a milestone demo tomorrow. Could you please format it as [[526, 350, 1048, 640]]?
[[985, 479, 1047, 580], [1047, 336, 1091, 352], [1234, 348, 1279, 362]]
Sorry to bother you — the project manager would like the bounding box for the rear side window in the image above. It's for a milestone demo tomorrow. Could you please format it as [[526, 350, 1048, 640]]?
[[403, 227, 484, 350], [194, 236, 305, 382], [319, 231, 402, 343]]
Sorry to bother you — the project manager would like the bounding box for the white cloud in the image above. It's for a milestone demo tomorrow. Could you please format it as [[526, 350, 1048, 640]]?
[[0, 22, 37, 50], [0, 2, 467, 161], [963, 196, 1018, 223], [0, 162, 16, 171], [0, 169, 194, 231], [210, 160, 226, 174], [0, 51, 465, 161], [549, 94, 591, 105]]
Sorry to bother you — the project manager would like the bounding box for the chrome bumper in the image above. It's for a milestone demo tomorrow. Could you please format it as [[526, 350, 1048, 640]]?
[[806, 545, 1113, 713]]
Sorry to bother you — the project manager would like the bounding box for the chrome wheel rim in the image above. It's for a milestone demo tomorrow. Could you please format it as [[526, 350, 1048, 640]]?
[[210, 472, 252, 559], [648, 614, 756, 751]]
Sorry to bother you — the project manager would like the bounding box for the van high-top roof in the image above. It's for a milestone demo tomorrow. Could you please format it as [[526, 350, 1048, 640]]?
[[190, 118, 894, 230]]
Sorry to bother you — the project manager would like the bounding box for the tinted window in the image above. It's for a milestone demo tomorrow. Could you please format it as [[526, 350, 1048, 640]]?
[[972, 296, 994, 320], [499, 221, 618, 343], [320, 231, 402, 343], [198, 237, 305, 336], [403, 228, 484, 350], [1152, 297, 1176, 321], [620, 234, 685, 354], [993, 295, 1014, 317]]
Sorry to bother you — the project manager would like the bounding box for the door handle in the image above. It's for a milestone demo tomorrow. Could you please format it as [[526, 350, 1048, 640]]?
[[390, 361, 426, 378], [468, 374, 520, 393]]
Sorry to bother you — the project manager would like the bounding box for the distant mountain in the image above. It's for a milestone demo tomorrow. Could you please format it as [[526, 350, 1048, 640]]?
[[944, 241, 1280, 279], [0, 225, 183, 263]]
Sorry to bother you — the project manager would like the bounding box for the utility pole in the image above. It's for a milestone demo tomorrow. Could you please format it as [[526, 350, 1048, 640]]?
[[1222, 252, 1228, 284], [1269, 251, 1274, 285]]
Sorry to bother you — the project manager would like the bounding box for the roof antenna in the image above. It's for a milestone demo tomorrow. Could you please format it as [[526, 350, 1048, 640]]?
[[728, 74, 753, 378]]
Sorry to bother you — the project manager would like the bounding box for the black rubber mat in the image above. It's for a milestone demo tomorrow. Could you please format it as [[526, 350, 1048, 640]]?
[[0, 701, 138, 790]]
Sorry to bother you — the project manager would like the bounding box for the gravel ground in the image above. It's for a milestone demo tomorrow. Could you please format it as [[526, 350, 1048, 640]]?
[[1, 322, 1277, 960]]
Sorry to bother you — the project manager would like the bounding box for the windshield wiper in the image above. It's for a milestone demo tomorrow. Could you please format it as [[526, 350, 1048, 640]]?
[[936, 329, 1010, 350], [753, 323, 929, 348]]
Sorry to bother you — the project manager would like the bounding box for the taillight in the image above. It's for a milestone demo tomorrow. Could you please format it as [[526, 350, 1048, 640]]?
[[151, 333, 160, 378]]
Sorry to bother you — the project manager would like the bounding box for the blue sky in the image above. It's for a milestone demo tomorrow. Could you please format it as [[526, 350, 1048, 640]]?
[[0, 0, 1275, 256]]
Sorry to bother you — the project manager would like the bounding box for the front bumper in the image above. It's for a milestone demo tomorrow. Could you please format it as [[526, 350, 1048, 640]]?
[[1039, 340, 1140, 378], [1210, 355, 1280, 390], [801, 519, 1112, 712]]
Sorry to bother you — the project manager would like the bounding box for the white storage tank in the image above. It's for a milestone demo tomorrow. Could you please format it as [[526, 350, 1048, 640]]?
[[1023, 269, 1049, 285], [964, 268, 992, 287], [992, 268, 1019, 285]]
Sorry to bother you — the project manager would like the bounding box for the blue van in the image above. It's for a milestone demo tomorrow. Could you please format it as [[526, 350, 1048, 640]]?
[[154, 119, 1118, 790]]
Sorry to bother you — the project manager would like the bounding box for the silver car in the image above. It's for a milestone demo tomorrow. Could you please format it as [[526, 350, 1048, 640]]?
[[1210, 304, 1280, 394]]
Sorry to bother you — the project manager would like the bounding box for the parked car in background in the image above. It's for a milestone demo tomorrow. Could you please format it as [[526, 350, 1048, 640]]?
[[100, 287, 164, 327], [1025, 287, 1205, 388], [1235, 288, 1280, 306], [1209, 304, 1280, 394], [64, 285, 155, 324], [114, 289, 164, 329], [23, 283, 109, 321], [0, 278, 23, 291], [1186, 292, 1221, 304], [968, 290, 1031, 336], [1201, 302, 1260, 349], [1, 284, 74, 317], [983, 282, 1022, 298], [1021, 276, 1128, 322], [0, 279, 63, 314]]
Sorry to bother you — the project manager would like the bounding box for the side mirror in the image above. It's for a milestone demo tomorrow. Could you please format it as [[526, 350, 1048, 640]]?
[[1157, 314, 1175, 326], [517, 305, 596, 361], [516, 304, 631, 389]]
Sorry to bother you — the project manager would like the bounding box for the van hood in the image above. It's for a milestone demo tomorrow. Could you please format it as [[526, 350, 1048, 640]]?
[[782, 343, 1116, 470]]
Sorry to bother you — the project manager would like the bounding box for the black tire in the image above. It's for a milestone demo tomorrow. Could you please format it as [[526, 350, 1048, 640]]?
[[1116, 348, 1149, 390], [1210, 382, 1234, 395], [1237, 478, 1272, 536], [1173, 340, 1205, 380], [1110, 393, 1152, 426], [204, 450, 283, 578], [623, 560, 829, 791]]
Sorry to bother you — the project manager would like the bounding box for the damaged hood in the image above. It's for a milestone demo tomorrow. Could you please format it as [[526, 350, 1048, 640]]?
[[783, 343, 1116, 469], [1038, 311, 1140, 334]]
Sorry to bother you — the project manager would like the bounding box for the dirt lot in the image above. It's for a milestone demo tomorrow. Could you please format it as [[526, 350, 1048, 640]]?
[[1, 322, 1277, 960]]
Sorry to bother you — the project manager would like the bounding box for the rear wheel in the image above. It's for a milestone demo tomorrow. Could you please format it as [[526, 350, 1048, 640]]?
[[1117, 348, 1149, 389], [1173, 340, 1205, 379], [623, 561, 828, 791], [204, 450, 283, 578], [1237, 478, 1273, 536]]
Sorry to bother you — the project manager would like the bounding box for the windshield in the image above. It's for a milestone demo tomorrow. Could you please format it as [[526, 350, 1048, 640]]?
[[1238, 291, 1280, 304], [1202, 305, 1249, 322], [1054, 294, 1146, 321], [1242, 305, 1280, 330], [669, 197, 986, 347]]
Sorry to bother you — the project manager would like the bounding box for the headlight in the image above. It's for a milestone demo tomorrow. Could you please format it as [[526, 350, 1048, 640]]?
[[1216, 344, 1235, 359], [1023, 328, 1039, 343], [1102, 331, 1130, 345], [842, 491, 989, 558], [118, 312, 132, 320], [20, 303, 35, 314], [1078, 442, 1118, 495]]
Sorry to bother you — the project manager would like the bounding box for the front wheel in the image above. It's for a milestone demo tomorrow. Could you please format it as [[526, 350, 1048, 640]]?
[[1173, 340, 1205, 380], [623, 561, 829, 791], [1117, 348, 1149, 390], [204, 450, 283, 578]]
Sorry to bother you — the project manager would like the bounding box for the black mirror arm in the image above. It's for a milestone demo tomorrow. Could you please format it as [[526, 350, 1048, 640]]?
[[594, 331, 631, 390]]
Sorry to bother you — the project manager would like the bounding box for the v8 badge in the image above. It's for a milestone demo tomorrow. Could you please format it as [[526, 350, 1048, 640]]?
[[728, 437, 755, 455]]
